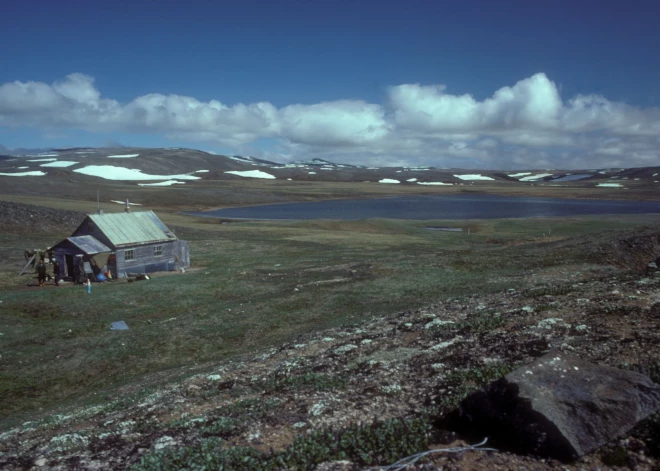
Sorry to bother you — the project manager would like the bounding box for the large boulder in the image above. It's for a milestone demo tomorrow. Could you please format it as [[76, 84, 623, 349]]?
[[451, 352, 660, 461]]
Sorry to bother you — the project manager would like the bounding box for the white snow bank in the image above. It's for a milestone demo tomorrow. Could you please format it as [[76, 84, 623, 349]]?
[[417, 182, 453, 186], [40, 161, 78, 168], [110, 200, 143, 205], [308, 172, 316, 175], [27, 158, 57, 162], [596, 183, 623, 188], [0, 171, 46, 176], [407, 178, 418, 182], [17, 166, 29, 169], [379, 179, 400, 184], [453, 174, 494, 181], [107, 154, 139, 158], [508, 172, 531, 177], [138, 180, 186, 186], [36, 153, 59, 157], [73, 165, 201, 181], [195, 170, 209, 173], [519, 173, 553, 181], [225, 170, 276, 179]]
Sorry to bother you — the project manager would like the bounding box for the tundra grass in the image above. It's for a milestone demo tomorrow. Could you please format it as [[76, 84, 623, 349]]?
[[0, 214, 657, 427]]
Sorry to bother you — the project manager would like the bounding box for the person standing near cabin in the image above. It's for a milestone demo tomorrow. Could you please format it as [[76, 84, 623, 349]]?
[[36, 258, 47, 287], [53, 260, 61, 286]]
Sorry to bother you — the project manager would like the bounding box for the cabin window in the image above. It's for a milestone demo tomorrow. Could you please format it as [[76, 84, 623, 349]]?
[[154, 245, 163, 256], [125, 249, 135, 261]]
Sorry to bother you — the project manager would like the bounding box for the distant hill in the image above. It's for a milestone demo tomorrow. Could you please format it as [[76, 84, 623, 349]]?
[[0, 146, 659, 191]]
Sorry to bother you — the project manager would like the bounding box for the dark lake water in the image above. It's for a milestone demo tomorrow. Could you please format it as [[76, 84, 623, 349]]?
[[188, 195, 660, 221]]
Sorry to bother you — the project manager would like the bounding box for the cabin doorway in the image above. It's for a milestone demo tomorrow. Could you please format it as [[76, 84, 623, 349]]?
[[65, 255, 74, 279]]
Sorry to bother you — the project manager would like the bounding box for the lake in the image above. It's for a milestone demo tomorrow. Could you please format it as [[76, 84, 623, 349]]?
[[188, 195, 660, 221]]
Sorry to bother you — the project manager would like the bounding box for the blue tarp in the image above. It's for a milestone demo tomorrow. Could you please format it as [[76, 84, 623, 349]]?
[[110, 320, 129, 330]]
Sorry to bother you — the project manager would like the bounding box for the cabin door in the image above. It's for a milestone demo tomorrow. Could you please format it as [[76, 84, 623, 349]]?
[[65, 255, 74, 278]]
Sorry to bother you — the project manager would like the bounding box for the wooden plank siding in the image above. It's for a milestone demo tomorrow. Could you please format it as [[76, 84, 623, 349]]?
[[115, 242, 177, 276], [57, 212, 190, 278]]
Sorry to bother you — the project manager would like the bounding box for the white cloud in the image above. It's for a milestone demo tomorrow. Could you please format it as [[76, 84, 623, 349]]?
[[1, 72, 659, 169], [389, 73, 562, 132], [278, 100, 389, 146]]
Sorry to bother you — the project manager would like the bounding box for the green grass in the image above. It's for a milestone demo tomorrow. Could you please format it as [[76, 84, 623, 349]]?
[[131, 417, 430, 471], [0, 214, 658, 427]]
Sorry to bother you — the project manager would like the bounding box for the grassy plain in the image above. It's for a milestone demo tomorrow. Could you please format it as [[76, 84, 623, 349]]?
[[1, 203, 658, 428], [1, 177, 659, 428]]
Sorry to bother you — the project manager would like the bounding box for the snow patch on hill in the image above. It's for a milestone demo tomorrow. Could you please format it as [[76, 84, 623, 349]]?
[[0, 171, 46, 176], [138, 180, 186, 186], [40, 161, 78, 168], [225, 170, 276, 179], [454, 174, 494, 181], [73, 165, 201, 181], [107, 154, 139, 159], [519, 173, 553, 181]]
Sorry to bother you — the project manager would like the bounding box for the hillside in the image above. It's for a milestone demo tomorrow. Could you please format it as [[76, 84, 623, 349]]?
[[1, 146, 659, 192]]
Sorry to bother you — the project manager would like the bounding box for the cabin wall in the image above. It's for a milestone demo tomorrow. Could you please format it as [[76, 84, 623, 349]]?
[[115, 242, 177, 276]]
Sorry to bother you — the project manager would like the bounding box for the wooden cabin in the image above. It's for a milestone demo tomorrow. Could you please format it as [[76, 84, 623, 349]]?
[[52, 210, 189, 280]]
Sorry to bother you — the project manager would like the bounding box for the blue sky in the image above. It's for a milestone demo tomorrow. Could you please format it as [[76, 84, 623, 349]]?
[[1, 0, 659, 168]]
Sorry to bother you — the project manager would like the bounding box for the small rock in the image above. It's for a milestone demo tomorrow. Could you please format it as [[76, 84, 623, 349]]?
[[315, 460, 358, 471], [35, 458, 47, 467], [153, 435, 177, 451]]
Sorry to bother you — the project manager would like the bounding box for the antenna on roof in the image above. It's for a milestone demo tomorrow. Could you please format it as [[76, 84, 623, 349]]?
[[96, 190, 103, 215], [125, 198, 131, 213]]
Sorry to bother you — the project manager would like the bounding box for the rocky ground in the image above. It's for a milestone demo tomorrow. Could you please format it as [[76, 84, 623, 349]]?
[[0, 201, 85, 236], [1, 261, 660, 470]]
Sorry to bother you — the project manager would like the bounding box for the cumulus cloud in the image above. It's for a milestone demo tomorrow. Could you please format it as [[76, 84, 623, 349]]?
[[389, 73, 563, 132], [278, 100, 389, 146], [0, 72, 659, 169]]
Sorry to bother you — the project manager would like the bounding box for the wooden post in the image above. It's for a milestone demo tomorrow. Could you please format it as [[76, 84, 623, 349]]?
[[18, 254, 37, 277]]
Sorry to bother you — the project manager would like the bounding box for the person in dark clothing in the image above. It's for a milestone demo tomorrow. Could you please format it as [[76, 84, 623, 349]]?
[[53, 260, 61, 286], [36, 258, 47, 287]]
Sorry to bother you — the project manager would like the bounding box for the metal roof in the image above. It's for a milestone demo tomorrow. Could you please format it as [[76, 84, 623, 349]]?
[[56, 235, 111, 254], [88, 211, 177, 248]]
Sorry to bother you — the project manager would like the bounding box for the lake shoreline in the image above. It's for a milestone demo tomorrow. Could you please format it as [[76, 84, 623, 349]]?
[[185, 194, 660, 221]]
